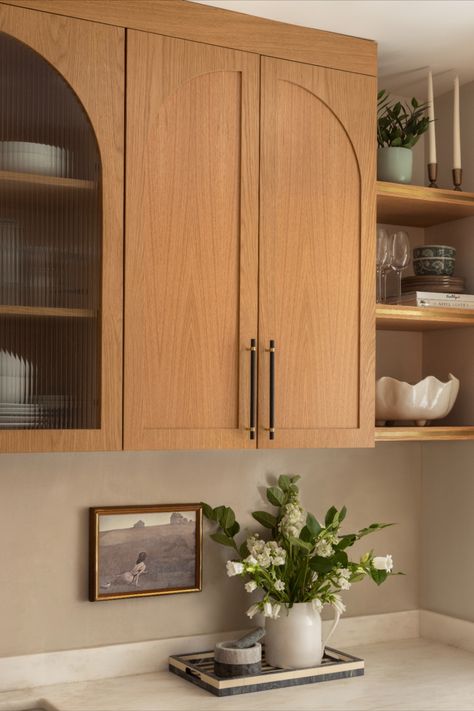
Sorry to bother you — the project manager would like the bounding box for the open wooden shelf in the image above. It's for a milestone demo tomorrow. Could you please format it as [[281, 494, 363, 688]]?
[[0, 169, 95, 197], [0, 305, 96, 318], [376, 304, 474, 331], [376, 426, 474, 442], [377, 181, 474, 227]]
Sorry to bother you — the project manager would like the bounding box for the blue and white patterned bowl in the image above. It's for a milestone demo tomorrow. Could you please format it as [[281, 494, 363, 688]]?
[[413, 257, 455, 276], [413, 245, 456, 259]]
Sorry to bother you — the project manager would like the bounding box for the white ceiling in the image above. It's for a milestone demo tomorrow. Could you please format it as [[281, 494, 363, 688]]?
[[191, 0, 474, 98]]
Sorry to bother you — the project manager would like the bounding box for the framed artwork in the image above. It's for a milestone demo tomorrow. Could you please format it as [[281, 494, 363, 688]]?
[[89, 503, 202, 601]]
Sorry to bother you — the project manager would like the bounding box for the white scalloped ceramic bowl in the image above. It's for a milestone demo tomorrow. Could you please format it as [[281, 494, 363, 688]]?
[[376, 373, 460, 426]]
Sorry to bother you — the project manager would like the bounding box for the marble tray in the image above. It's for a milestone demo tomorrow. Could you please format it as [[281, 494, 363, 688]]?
[[168, 646, 364, 697]]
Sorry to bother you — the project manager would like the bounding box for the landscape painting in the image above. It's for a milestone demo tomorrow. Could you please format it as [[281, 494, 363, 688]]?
[[89, 504, 202, 601]]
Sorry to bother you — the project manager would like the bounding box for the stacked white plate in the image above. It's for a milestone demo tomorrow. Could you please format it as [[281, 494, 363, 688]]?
[[0, 141, 70, 177]]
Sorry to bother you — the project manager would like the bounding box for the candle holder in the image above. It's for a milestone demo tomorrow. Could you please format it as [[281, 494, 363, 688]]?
[[452, 168, 463, 191], [428, 163, 439, 188]]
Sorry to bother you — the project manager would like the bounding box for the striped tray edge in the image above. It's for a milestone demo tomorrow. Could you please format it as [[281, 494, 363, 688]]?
[[168, 646, 364, 697]]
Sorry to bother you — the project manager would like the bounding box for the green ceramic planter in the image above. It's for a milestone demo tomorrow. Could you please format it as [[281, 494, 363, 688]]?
[[377, 147, 413, 184]]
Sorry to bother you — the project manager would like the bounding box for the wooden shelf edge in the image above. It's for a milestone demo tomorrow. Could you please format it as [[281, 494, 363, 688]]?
[[376, 180, 474, 206], [376, 304, 474, 331], [0, 169, 95, 191], [0, 305, 97, 318], [375, 426, 474, 442]]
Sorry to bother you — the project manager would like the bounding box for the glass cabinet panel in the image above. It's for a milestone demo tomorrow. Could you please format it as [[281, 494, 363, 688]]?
[[0, 32, 101, 429]]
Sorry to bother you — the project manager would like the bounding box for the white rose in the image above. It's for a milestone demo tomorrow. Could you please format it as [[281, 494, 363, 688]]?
[[373, 555, 393, 573], [245, 580, 257, 593], [226, 561, 244, 577], [246, 604, 260, 619]]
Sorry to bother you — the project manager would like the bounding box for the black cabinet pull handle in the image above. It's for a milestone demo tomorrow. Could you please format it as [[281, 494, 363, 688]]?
[[266, 340, 275, 440], [246, 339, 257, 440]]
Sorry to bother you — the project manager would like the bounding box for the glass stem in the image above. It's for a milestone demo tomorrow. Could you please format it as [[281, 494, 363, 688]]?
[[395, 269, 402, 303]]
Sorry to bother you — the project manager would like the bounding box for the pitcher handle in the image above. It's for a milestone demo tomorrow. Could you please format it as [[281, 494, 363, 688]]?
[[322, 608, 341, 654]]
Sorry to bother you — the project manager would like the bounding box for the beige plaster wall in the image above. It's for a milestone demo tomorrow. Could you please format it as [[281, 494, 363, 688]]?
[[0, 444, 421, 657], [419, 81, 474, 623], [421, 442, 474, 623]]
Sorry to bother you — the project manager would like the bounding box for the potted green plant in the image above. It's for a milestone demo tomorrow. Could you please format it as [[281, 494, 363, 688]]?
[[377, 89, 430, 184], [202, 475, 399, 670]]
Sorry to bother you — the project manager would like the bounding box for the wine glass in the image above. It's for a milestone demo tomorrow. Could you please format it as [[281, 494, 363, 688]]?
[[389, 231, 411, 303], [376, 226, 390, 303]]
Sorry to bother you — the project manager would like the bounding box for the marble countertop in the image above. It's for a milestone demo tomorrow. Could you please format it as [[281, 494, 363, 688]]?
[[1, 638, 474, 711]]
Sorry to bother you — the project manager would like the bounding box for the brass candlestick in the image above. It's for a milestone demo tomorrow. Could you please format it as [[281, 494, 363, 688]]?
[[428, 163, 439, 188], [453, 168, 463, 191]]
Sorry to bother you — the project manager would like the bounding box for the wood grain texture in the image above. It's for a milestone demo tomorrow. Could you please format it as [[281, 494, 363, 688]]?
[[375, 426, 474, 442], [1, 0, 377, 77], [0, 4, 124, 452], [0, 306, 96, 318], [124, 33, 259, 450], [377, 304, 474, 331], [377, 181, 474, 227], [259, 57, 376, 449]]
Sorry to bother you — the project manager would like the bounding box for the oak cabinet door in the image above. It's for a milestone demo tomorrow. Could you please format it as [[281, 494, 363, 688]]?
[[258, 57, 375, 448], [125, 33, 259, 449], [0, 4, 124, 452]]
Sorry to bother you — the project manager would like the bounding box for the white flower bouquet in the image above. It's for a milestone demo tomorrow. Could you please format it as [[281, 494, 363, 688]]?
[[202, 475, 398, 620]]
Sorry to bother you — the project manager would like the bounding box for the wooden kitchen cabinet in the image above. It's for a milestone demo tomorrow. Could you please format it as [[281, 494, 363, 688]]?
[[1, 0, 376, 451], [124, 32, 375, 449], [258, 57, 376, 448], [0, 4, 124, 452], [124, 32, 259, 449]]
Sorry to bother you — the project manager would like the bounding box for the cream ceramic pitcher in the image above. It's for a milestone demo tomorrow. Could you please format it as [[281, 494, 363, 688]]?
[[264, 602, 340, 669]]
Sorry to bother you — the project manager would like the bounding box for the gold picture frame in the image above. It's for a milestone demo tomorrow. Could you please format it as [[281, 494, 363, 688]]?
[[89, 504, 202, 601]]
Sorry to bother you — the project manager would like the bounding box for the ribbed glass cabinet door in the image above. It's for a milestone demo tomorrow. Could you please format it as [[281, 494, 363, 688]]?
[[0, 32, 101, 430]]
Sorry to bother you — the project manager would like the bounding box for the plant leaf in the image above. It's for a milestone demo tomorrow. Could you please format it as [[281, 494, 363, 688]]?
[[289, 536, 312, 551], [252, 511, 277, 529], [309, 556, 335, 574], [278, 475, 291, 492], [267, 486, 285, 507], [210, 532, 235, 548], [201, 502, 216, 521], [325, 506, 338, 527], [223, 507, 235, 531], [306, 513, 322, 538]]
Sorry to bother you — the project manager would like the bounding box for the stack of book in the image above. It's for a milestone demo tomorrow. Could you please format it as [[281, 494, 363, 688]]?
[[387, 291, 474, 309]]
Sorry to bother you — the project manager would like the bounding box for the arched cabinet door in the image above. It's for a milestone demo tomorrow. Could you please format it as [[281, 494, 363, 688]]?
[[258, 57, 375, 448], [125, 33, 259, 449], [0, 5, 124, 451]]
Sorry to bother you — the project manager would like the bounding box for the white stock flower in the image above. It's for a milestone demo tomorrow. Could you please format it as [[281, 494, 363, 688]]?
[[226, 561, 244, 577], [337, 568, 351, 590], [274, 579, 285, 592], [338, 578, 351, 591], [315, 539, 334, 558], [373, 555, 393, 572], [245, 580, 257, 593], [246, 537, 286, 569], [339, 568, 351, 579], [279, 500, 306, 538], [332, 594, 346, 615], [311, 598, 323, 613], [246, 604, 260, 619]]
